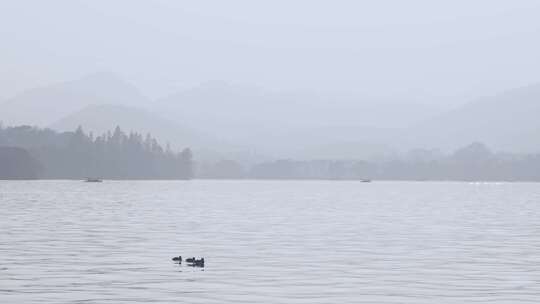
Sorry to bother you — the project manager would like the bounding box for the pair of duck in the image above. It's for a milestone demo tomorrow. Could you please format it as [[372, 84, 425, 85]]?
[[171, 256, 205, 267]]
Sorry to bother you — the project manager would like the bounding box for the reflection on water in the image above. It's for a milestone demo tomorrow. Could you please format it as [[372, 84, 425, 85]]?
[[1, 180, 540, 303]]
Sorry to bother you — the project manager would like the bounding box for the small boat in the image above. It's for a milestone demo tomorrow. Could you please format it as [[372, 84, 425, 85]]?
[[172, 256, 182, 263], [85, 178, 103, 183], [360, 179, 372, 183]]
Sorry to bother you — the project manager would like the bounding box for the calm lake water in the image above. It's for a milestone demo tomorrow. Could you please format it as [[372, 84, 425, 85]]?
[[1, 180, 540, 303]]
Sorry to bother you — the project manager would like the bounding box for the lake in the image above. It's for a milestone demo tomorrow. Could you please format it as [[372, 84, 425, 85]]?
[[1, 180, 540, 303]]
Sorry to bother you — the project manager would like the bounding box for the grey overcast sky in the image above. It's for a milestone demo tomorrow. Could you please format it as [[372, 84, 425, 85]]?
[[1, 0, 540, 103]]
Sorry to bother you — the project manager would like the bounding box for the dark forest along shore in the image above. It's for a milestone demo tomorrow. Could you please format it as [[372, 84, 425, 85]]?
[[0, 125, 193, 180]]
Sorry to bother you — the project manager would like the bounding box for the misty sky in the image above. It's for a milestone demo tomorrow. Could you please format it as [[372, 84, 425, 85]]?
[[2, 0, 540, 104]]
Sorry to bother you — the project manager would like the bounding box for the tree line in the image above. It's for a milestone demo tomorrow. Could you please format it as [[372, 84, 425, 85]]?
[[3, 124, 540, 181], [201, 143, 540, 181], [0, 124, 193, 179]]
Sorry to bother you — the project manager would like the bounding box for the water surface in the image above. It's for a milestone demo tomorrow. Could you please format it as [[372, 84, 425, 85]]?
[[1, 180, 540, 303]]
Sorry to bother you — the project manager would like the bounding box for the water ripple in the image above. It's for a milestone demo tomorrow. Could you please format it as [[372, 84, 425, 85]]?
[[1, 180, 540, 303]]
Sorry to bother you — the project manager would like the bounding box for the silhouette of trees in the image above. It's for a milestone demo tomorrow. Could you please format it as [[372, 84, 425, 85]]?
[[247, 143, 540, 181], [2, 122, 540, 181], [0, 146, 41, 179], [0, 124, 193, 179]]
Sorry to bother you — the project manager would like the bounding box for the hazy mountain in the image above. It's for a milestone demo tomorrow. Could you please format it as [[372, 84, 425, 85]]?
[[0, 72, 150, 127], [49, 104, 237, 162], [5, 72, 539, 161], [402, 83, 540, 153], [48, 105, 260, 164], [154, 81, 442, 158]]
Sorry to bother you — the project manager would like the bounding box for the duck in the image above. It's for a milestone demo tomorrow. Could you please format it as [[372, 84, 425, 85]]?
[[189, 258, 205, 267], [171, 256, 182, 262]]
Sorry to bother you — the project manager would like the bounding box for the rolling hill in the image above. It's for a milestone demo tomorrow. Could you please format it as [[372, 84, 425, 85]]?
[[0, 72, 150, 127], [401, 83, 540, 153], [153, 81, 442, 157], [49, 104, 238, 161]]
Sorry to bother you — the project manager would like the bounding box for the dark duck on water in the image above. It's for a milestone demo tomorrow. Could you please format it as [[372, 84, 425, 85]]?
[[189, 258, 204, 267], [171, 256, 204, 267]]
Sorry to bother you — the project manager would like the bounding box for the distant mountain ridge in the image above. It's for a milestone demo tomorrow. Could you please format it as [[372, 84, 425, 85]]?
[[153, 81, 441, 157], [2, 72, 540, 161], [48, 104, 236, 162], [401, 83, 540, 153], [0, 72, 150, 127]]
